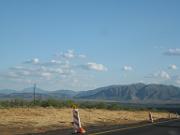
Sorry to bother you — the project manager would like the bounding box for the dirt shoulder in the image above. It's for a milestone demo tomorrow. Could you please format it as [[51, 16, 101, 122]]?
[[0, 108, 174, 135]]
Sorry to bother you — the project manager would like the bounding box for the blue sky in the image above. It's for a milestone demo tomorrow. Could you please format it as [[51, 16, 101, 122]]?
[[0, 0, 180, 91]]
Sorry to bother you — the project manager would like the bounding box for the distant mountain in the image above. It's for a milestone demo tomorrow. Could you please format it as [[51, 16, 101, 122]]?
[[75, 83, 180, 103], [75, 88, 103, 98], [0, 83, 180, 103], [0, 89, 17, 94], [0, 88, 78, 100], [21, 87, 48, 94], [1, 93, 51, 100], [48, 90, 78, 98]]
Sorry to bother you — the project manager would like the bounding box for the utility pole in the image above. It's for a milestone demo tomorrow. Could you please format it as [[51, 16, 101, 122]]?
[[33, 83, 36, 105]]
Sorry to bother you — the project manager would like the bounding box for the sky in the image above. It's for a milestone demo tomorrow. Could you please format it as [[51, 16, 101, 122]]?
[[0, 0, 180, 91]]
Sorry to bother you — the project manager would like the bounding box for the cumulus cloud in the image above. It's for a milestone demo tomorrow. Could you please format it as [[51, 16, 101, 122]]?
[[175, 76, 180, 84], [56, 50, 75, 59], [145, 70, 171, 80], [155, 71, 170, 80], [39, 66, 73, 75], [50, 60, 62, 64], [171, 75, 180, 85], [0, 49, 108, 90], [82, 62, 108, 71], [122, 65, 133, 71], [20, 71, 31, 76], [38, 60, 63, 67], [0, 70, 33, 83], [164, 48, 180, 56], [168, 64, 178, 70], [4, 72, 19, 78], [10, 66, 24, 70], [24, 58, 39, 64], [176, 80, 180, 84], [8, 70, 30, 78], [78, 54, 86, 58], [9, 57, 73, 81], [56, 50, 86, 59], [40, 72, 52, 79], [63, 50, 75, 59]]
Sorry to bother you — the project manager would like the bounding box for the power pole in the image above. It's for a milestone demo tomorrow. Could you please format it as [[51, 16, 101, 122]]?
[[33, 83, 36, 105]]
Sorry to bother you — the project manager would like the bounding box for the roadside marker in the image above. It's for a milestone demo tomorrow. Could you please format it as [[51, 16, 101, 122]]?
[[72, 105, 86, 134], [149, 112, 154, 123], [169, 113, 171, 119], [176, 113, 179, 119]]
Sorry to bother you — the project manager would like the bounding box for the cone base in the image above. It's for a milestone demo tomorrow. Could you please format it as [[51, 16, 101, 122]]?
[[73, 127, 86, 134], [78, 127, 86, 134]]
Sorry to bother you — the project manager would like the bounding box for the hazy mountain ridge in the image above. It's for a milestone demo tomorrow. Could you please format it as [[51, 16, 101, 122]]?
[[0, 88, 77, 99], [76, 83, 180, 102], [0, 83, 180, 103], [0, 89, 17, 94]]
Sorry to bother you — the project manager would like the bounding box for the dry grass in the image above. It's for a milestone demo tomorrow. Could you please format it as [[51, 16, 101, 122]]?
[[0, 108, 175, 134]]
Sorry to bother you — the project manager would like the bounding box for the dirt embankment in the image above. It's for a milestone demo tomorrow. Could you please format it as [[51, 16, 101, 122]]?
[[0, 108, 175, 135]]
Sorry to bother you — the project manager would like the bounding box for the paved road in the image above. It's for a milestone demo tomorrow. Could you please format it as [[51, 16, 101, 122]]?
[[24, 119, 180, 135], [89, 119, 180, 135]]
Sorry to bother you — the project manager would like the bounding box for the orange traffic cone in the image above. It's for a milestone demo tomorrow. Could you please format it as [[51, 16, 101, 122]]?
[[149, 112, 154, 123], [77, 127, 86, 134], [169, 113, 171, 119], [72, 105, 86, 134]]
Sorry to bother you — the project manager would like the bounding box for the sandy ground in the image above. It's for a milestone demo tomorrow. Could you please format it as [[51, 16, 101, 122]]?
[[0, 108, 175, 135]]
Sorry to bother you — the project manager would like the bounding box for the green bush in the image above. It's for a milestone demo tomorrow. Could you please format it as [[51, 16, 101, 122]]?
[[0, 99, 163, 112]]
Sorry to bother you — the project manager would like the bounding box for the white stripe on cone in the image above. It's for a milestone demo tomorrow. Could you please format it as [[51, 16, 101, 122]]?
[[149, 112, 154, 123], [169, 113, 171, 119], [72, 108, 86, 134]]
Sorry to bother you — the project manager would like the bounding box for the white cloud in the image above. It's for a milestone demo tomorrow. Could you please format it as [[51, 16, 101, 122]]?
[[0, 49, 109, 90], [56, 50, 86, 60], [172, 75, 180, 85], [39, 60, 63, 66], [168, 64, 178, 70], [41, 67, 73, 75], [20, 71, 30, 76], [10, 66, 24, 70], [83, 62, 108, 71], [145, 70, 171, 80], [0, 70, 31, 81], [164, 48, 180, 56], [78, 54, 86, 58], [154, 70, 170, 80], [63, 50, 75, 59], [8, 58, 74, 81], [57, 50, 75, 59], [122, 65, 133, 71], [6, 72, 19, 78], [50, 60, 62, 64], [176, 80, 180, 84], [52, 68, 64, 74], [24, 58, 39, 64], [40, 72, 52, 79]]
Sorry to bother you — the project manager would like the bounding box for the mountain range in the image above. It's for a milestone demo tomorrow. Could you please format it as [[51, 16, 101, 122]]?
[[0, 83, 180, 103]]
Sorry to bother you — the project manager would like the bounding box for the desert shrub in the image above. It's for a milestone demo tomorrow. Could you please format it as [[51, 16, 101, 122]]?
[[107, 103, 121, 110], [0, 99, 167, 112]]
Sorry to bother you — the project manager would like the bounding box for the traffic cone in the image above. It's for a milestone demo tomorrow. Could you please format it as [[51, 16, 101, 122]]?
[[78, 127, 86, 134], [72, 105, 86, 134], [169, 113, 171, 119], [175, 113, 179, 119], [149, 112, 154, 123]]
